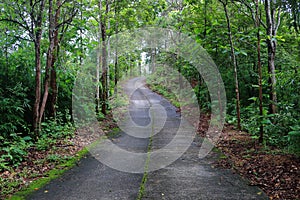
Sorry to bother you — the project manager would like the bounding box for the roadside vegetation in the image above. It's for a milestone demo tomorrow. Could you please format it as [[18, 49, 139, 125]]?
[[0, 0, 299, 199]]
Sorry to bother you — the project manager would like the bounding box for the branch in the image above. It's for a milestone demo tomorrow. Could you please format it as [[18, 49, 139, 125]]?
[[29, 0, 36, 35], [30, 0, 44, 25], [239, 0, 266, 29], [13, 35, 33, 42], [16, 2, 31, 29], [218, 0, 227, 6], [59, 23, 69, 43], [0, 17, 35, 41], [0, 18, 31, 32], [32, 0, 44, 9], [35, 0, 46, 33], [233, 0, 255, 23], [90, 13, 100, 24], [274, 6, 281, 35], [265, 0, 272, 34], [56, 7, 78, 29], [56, 0, 71, 13]]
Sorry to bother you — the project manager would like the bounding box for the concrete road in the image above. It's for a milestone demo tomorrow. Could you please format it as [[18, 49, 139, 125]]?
[[27, 77, 267, 200]]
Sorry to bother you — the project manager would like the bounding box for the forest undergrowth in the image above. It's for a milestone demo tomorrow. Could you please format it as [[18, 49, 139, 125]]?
[[0, 115, 117, 200], [149, 83, 300, 200]]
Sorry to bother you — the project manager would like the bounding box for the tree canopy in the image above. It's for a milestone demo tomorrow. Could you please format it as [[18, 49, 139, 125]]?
[[0, 0, 299, 197]]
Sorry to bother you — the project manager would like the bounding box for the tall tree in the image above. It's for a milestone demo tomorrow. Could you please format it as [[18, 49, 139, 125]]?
[[100, 0, 110, 115], [48, 0, 78, 118], [0, 0, 78, 136], [113, 0, 119, 94], [39, 0, 78, 130], [265, 0, 281, 115], [95, 0, 102, 114], [239, 0, 265, 141], [30, 0, 45, 137], [220, 0, 241, 130], [0, 0, 46, 136], [255, 0, 264, 143]]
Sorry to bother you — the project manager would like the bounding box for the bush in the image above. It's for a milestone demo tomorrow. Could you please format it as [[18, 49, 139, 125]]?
[[288, 125, 300, 156], [35, 111, 75, 151], [0, 134, 32, 171], [0, 83, 30, 138], [40, 111, 74, 139], [0, 84, 31, 171]]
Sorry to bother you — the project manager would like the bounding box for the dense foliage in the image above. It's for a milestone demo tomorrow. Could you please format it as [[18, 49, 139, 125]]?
[[0, 0, 299, 171]]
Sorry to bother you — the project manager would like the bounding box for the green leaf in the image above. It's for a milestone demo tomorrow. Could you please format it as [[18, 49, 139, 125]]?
[[240, 50, 247, 56], [248, 97, 257, 101], [23, 136, 32, 141]]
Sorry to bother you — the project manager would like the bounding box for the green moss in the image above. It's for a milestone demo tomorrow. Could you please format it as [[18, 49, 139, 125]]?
[[106, 127, 121, 138], [8, 148, 88, 200], [219, 154, 228, 159], [212, 146, 221, 153], [137, 111, 154, 200], [137, 172, 148, 200]]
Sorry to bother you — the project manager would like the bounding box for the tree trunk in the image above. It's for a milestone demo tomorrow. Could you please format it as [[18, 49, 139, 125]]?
[[203, 0, 208, 39], [151, 48, 156, 73], [178, 33, 183, 90], [265, 0, 281, 115], [139, 60, 142, 76], [96, 0, 102, 114], [106, 3, 111, 99], [255, 0, 264, 143], [4, 28, 8, 83], [100, 0, 109, 115], [113, 0, 119, 94], [49, 66, 57, 118], [49, 0, 61, 118], [79, 0, 84, 65], [33, 0, 46, 137], [267, 44, 277, 115], [114, 51, 118, 93], [33, 40, 42, 136], [101, 21, 107, 115], [39, 0, 54, 125], [221, 0, 241, 130], [39, 0, 60, 124]]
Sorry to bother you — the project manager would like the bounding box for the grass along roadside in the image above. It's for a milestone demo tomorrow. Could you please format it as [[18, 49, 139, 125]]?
[[146, 81, 181, 109], [5, 126, 120, 200], [8, 148, 88, 200], [137, 107, 155, 200], [1, 115, 117, 200], [137, 136, 152, 200]]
